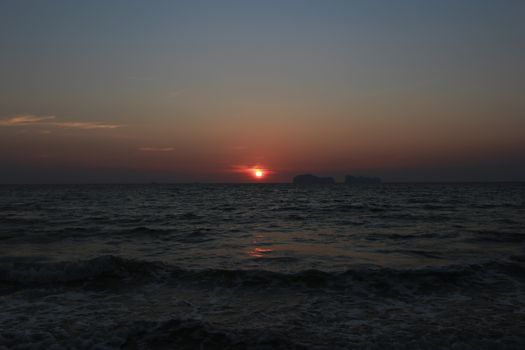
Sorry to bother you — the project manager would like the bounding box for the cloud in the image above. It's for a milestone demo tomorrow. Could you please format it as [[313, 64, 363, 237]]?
[[138, 147, 174, 152], [229, 164, 274, 174], [0, 115, 56, 126], [0, 114, 122, 130], [53, 121, 121, 129]]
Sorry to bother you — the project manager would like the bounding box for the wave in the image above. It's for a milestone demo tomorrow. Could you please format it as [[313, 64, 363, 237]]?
[[0, 315, 304, 350], [178, 260, 525, 295], [122, 316, 525, 350], [467, 229, 525, 243], [116, 226, 177, 237], [2, 255, 524, 294], [0, 255, 164, 285], [122, 318, 302, 350]]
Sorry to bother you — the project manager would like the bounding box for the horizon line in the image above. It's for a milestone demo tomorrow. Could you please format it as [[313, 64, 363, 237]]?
[[1, 181, 524, 186]]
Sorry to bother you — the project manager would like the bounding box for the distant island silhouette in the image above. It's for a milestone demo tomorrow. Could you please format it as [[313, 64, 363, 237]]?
[[292, 174, 382, 184], [293, 174, 335, 185]]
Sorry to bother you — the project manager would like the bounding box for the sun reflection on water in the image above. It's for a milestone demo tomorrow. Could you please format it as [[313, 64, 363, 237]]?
[[249, 247, 273, 258]]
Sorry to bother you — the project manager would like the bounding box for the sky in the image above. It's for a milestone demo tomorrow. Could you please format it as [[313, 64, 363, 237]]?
[[1, 0, 524, 183]]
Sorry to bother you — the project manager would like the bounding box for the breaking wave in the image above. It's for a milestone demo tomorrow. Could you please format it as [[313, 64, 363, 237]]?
[[2, 255, 524, 296]]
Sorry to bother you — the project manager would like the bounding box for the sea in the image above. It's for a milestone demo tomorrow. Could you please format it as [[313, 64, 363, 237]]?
[[1, 183, 524, 349]]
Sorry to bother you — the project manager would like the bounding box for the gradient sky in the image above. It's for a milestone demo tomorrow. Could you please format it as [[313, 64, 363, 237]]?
[[1, 0, 524, 183]]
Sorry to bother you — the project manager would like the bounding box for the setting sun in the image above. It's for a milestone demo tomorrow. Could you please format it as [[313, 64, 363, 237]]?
[[230, 165, 272, 181]]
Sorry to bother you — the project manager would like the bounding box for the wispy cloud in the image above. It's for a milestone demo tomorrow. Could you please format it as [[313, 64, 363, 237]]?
[[0, 115, 56, 126], [229, 164, 274, 174], [53, 121, 121, 129], [0, 114, 122, 130], [138, 147, 174, 152]]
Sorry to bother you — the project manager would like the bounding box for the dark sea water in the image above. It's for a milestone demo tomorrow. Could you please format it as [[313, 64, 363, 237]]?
[[1, 183, 525, 349]]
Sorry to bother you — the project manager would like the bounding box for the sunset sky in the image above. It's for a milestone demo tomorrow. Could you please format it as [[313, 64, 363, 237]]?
[[1, 0, 524, 183]]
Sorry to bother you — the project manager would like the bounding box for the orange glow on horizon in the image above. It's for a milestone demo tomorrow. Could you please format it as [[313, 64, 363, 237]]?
[[230, 165, 273, 181]]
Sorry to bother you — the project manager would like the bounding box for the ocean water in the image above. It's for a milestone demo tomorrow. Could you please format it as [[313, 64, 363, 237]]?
[[1, 183, 524, 349]]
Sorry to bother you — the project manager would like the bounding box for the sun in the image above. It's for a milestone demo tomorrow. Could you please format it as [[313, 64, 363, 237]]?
[[254, 169, 264, 179], [233, 165, 271, 181]]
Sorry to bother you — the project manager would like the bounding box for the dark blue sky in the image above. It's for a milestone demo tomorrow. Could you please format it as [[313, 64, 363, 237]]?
[[1, 0, 524, 182]]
